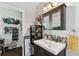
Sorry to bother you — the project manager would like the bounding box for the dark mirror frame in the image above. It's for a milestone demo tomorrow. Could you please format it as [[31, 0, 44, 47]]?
[[42, 4, 66, 30]]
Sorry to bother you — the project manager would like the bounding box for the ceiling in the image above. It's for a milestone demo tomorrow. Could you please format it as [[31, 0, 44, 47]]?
[[2, 2, 41, 10], [1, 2, 41, 21], [0, 2, 75, 21]]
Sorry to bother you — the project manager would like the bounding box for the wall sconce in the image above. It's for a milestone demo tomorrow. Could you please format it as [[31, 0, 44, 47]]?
[[43, 6, 47, 12], [43, 2, 58, 12], [52, 2, 58, 6], [47, 2, 53, 9]]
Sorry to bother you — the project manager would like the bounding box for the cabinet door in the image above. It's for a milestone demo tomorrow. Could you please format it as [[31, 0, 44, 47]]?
[[34, 44, 55, 56], [34, 45, 44, 56]]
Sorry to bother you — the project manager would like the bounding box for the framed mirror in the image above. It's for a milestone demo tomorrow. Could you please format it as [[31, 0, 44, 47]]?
[[42, 4, 66, 30]]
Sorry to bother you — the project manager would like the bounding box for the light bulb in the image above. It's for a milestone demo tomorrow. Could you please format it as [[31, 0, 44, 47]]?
[[53, 2, 58, 6], [47, 3, 52, 9], [43, 6, 47, 12]]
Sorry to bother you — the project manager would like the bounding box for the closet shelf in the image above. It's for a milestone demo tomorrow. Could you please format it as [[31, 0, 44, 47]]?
[[4, 23, 20, 28]]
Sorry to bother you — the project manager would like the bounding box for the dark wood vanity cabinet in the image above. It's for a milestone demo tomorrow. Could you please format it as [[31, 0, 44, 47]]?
[[34, 44, 66, 56]]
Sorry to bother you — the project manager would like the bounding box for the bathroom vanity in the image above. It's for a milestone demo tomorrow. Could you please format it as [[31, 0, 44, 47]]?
[[33, 39, 66, 56], [31, 4, 67, 56]]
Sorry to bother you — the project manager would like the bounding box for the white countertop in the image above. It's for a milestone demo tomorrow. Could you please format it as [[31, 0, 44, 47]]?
[[34, 39, 66, 55]]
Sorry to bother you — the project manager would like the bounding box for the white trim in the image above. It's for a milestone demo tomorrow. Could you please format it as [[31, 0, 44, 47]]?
[[22, 11, 25, 56]]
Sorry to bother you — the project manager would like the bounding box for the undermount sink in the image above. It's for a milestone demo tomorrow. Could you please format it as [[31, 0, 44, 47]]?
[[40, 39, 59, 47], [34, 39, 66, 55]]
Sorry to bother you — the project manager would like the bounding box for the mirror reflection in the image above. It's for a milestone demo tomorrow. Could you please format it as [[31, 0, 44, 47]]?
[[43, 16, 50, 29], [52, 11, 61, 29]]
